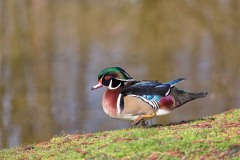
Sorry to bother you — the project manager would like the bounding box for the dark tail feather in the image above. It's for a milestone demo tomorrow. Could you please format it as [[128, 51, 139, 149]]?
[[170, 87, 207, 109]]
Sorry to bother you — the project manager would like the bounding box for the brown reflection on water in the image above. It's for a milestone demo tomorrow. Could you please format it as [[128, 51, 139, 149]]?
[[0, 0, 239, 148]]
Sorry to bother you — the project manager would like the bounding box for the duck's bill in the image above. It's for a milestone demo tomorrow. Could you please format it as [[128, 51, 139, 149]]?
[[91, 82, 103, 90]]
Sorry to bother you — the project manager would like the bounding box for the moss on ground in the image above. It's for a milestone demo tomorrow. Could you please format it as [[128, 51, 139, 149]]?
[[0, 109, 239, 160]]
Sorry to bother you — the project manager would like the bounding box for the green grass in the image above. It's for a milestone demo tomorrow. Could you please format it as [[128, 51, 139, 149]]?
[[0, 109, 239, 160]]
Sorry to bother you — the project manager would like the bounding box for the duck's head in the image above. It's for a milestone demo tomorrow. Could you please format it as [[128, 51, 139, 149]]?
[[91, 67, 134, 90]]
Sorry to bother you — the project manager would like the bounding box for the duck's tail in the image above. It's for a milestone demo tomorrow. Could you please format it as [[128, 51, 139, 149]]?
[[170, 87, 208, 109]]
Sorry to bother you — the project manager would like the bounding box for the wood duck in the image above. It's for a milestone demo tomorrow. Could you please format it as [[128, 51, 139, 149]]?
[[92, 67, 207, 126]]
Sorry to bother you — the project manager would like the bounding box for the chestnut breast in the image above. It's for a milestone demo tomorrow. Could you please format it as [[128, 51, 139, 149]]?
[[102, 88, 122, 117]]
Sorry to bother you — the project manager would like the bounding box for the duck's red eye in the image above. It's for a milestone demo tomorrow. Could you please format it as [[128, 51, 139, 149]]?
[[105, 76, 110, 80]]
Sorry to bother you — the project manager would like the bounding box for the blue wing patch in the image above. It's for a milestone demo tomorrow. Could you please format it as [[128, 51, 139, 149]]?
[[142, 95, 161, 102]]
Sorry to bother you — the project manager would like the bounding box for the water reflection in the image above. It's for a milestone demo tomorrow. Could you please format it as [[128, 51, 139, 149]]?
[[0, 0, 239, 148]]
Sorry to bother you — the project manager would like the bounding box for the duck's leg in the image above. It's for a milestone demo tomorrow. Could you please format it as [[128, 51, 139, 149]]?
[[140, 120, 146, 127], [131, 113, 156, 126]]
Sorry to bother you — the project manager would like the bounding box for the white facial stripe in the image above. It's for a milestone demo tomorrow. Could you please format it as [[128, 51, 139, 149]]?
[[115, 78, 135, 81], [108, 79, 121, 90], [120, 70, 133, 79]]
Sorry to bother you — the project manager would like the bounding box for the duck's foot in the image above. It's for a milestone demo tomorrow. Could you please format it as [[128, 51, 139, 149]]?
[[130, 119, 149, 128], [131, 119, 148, 128], [140, 120, 149, 128], [131, 116, 144, 127], [131, 113, 156, 127]]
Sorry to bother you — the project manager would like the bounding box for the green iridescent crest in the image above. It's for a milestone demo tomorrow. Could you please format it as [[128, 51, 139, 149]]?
[[98, 67, 133, 81]]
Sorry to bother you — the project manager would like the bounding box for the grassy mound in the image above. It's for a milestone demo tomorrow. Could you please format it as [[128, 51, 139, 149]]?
[[0, 109, 239, 159]]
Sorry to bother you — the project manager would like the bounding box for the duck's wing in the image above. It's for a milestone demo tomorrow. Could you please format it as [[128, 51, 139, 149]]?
[[117, 78, 185, 113], [122, 78, 185, 97]]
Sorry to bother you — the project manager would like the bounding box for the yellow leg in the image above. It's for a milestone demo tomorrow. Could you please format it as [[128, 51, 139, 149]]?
[[131, 113, 156, 126]]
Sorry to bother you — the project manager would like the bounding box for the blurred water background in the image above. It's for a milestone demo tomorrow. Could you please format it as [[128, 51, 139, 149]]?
[[0, 0, 239, 148]]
